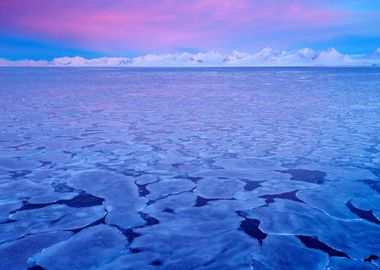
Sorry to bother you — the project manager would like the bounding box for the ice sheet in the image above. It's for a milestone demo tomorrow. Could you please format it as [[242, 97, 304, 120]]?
[[1, 67, 379, 269]]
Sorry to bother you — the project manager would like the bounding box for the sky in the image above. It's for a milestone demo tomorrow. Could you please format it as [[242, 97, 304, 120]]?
[[0, 0, 379, 60]]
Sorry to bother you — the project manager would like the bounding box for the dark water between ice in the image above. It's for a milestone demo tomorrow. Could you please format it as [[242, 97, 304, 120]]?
[[0, 67, 380, 269]]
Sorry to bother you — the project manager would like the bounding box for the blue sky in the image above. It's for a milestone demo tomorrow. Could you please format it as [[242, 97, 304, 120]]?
[[0, 0, 379, 60]]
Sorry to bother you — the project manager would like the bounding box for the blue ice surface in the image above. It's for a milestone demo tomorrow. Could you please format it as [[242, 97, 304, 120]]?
[[0, 67, 379, 269]]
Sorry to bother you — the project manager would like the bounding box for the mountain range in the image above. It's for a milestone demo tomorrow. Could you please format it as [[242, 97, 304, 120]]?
[[1, 48, 379, 67]]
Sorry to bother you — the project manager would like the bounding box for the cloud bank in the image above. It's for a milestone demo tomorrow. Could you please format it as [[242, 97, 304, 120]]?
[[1, 48, 380, 67]]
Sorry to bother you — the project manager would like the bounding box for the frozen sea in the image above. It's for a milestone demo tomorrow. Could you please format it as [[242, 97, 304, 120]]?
[[0, 67, 380, 270]]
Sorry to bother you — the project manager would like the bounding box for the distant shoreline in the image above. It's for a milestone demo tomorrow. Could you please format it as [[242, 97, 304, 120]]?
[[0, 65, 379, 68]]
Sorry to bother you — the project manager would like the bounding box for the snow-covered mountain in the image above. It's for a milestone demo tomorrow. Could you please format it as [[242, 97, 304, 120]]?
[[2, 48, 380, 67], [52, 56, 132, 66], [369, 48, 380, 60]]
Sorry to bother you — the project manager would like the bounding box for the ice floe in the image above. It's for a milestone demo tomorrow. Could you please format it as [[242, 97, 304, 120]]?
[[31, 225, 127, 270], [67, 170, 147, 228], [1, 67, 379, 269], [0, 231, 72, 270]]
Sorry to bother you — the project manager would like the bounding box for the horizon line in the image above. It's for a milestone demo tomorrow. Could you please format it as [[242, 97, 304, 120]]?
[[1, 47, 379, 67]]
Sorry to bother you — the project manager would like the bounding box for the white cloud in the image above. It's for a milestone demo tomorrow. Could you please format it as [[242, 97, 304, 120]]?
[[2, 48, 380, 67]]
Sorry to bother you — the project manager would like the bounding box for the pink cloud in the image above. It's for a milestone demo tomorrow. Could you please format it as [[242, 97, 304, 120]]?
[[0, 0, 344, 52]]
